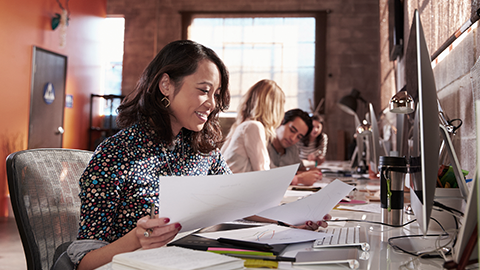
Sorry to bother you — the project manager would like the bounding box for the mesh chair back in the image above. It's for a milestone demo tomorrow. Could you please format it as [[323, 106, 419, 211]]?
[[6, 148, 93, 270]]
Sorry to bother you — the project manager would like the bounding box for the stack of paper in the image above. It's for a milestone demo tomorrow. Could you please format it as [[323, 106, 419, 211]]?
[[112, 246, 244, 270], [159, 164, 299, 232]]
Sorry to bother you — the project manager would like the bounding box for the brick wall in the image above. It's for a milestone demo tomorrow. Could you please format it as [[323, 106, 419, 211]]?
[[107, 0, 381, 161], [380, 0, 480, 176]]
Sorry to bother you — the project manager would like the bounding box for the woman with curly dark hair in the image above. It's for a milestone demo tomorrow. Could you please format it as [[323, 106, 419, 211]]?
[[69, 40, 231, 270]]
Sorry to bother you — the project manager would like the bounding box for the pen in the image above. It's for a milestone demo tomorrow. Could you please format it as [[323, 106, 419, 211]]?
[[217, 238, 274, 251], [291, 186, 321, 192], [276, 220, 292, 228]]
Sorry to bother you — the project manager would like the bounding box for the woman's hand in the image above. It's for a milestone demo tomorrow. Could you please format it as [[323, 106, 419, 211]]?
[[292, 214, 332, 231], [307, 153, 317, 161], [77, 216, 182, 270], [136, 216, 182, 249], [316, 156, 326, 165]]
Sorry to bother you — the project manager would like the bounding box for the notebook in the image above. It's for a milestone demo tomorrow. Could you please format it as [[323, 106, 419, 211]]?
[[313, 226, 370, 251]]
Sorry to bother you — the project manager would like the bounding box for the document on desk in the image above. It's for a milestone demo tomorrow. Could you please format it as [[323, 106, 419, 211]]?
[[112, 246, 244, 270], [195, 223, 330, 245], [257, 179, 355, 225], [159, 164, 298, 232]]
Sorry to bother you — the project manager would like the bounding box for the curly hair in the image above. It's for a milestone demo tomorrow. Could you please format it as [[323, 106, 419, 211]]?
[[116, 40, 230, 153]]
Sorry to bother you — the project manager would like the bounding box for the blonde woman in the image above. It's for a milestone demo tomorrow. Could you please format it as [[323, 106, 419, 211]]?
[[221, 79, 285, 173]]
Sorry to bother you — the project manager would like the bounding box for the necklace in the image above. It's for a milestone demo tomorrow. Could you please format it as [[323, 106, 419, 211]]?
[[162, 131, 185, 176]]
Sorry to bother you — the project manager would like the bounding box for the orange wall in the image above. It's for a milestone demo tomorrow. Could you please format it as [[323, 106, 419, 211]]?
[[0, 0, 106, 216]]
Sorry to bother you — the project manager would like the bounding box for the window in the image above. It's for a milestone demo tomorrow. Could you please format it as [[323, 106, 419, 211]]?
[[100, 17, 125, 115], [186, 13, 325, 114]]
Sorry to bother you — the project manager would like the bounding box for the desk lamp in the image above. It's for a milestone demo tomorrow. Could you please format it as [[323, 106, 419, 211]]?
[[355, 120, 372, 172], [389, 90, 414, 114], [338, 89, 367, 172], [338, 88, 366, 127]]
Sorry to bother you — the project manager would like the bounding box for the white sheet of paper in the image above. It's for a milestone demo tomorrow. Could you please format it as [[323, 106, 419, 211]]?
[[336, 203, 381, 213], [159, 164, 299, 232], [284, 189, 315, 198], [195, 224, 330, 245], [257, 179, 355, 225]]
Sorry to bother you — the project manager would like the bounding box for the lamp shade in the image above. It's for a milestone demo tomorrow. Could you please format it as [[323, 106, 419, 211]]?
[[389, 90, 414, 114], [338, 88, 362, 115]]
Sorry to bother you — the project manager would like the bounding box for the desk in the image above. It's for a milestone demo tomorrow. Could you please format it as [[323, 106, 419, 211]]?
[[96, 209, 447, 270], [276, 172, 446, 270], [96, 169, 450, 270]]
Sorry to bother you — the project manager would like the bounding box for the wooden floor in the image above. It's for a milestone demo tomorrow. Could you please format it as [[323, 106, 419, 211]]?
[[0, 217, 27, 270]]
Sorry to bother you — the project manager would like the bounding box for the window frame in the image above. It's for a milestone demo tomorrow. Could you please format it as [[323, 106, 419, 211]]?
[[180, 11, 327, 114]]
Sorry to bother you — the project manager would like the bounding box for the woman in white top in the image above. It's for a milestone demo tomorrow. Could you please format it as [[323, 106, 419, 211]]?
[[297, 114, 328, 165], [221, 79, 285, 173]]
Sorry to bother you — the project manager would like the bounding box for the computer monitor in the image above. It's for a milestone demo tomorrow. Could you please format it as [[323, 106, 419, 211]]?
[[405, 9, 440, 235], [368, 103, 384, 175]]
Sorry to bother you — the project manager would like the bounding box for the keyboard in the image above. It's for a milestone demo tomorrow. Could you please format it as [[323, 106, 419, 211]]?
[[313, 226, 370, 252]]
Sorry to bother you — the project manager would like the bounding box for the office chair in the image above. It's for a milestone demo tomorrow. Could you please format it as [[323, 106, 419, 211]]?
[[6, 148, 93, 270]]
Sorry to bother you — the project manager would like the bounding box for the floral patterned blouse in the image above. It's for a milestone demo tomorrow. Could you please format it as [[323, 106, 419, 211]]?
[[77, 121, 231, 243]]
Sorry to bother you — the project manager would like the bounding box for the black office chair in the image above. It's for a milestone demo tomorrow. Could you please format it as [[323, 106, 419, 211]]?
[[6, 148, 93, 270]]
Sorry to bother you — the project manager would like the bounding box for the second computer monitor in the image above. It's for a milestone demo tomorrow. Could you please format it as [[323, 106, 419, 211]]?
[[368, 103, 383, 175]]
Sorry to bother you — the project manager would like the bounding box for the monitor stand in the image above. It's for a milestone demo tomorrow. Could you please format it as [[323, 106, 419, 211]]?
[[438, 124, 468, 200]]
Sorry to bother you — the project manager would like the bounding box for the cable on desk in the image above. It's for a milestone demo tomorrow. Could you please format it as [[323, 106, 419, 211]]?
[[387, 217, 455, 259], [431, 201, 461, 253], [327, 218, 417, 227], [433, 200, 464, 217]]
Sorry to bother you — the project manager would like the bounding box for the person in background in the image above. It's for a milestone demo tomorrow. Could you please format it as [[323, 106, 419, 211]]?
[[297, 114, 328, 166], [268, 109, 323, 186], [221, 79, 285, 173]]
